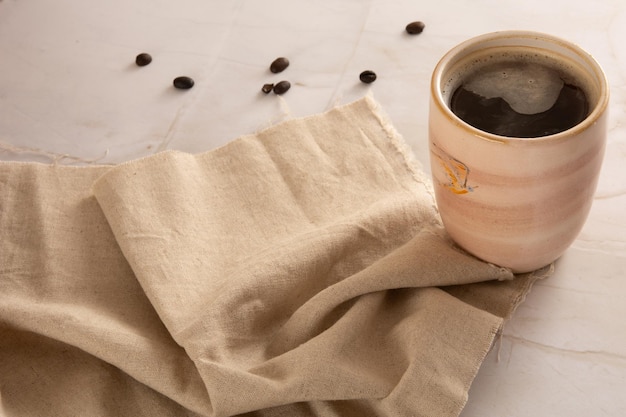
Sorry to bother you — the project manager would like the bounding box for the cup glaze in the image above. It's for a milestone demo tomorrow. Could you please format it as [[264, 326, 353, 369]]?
[[429, 31, 609, 273]]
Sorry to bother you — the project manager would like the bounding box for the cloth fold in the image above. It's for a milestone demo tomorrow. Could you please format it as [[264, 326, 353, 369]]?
[[0, 96, 545, 417]]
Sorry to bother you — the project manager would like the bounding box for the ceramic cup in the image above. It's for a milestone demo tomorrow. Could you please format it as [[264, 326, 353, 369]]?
[[429, 31, 609, 273]]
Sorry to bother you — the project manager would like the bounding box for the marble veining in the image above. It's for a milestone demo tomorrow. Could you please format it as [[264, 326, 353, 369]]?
[[1, 0, 625, 415]]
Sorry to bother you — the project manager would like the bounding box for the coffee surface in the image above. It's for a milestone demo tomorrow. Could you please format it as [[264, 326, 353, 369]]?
[[449, 60, 590, 137]]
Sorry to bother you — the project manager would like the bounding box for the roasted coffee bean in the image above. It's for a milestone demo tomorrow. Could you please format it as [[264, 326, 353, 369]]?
[[273, 80, 291, 95], [173, 76, 194, 89], [359, 70, 377, 84], [270, 57, 290, 73], [261, 83, 274, 94], [405, 21, 425, 35], [135, 53, 152, 67]]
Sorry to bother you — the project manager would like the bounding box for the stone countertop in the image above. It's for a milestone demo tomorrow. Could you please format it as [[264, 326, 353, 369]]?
[[1, 0, 624, 415]]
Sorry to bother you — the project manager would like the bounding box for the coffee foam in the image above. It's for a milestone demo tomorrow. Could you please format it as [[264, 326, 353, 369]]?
[[442, 47, 597, 116], [464, 61, 563, 114]]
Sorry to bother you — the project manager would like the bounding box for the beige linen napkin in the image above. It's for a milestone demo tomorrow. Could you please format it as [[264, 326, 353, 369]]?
[[0, 96, 545, 417]]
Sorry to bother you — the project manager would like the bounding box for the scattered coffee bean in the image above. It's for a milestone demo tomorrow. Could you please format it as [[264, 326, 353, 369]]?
[[173, 76, 194, 89], [270, 57, 290, 73], [359, 70, 377, 84], [135, 53, 152, 67], [261, 83, 274, 94], [273, 80, 291, 95], [405, 21, 425, 35]]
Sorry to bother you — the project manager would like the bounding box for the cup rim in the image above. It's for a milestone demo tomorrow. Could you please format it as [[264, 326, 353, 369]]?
[[431, 30, 609, 144]]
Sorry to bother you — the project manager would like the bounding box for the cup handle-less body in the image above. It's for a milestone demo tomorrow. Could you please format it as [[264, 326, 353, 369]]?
[[428, 31, 609, 273]]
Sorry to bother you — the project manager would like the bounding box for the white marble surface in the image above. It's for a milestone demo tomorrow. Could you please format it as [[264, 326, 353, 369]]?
[[1, 0, 625, 415]]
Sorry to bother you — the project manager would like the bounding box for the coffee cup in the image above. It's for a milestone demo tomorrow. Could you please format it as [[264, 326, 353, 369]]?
[[429, 31, 609, 273]]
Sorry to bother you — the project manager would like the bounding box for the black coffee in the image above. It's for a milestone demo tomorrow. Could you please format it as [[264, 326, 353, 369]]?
[[449, 60, 590, 138]]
